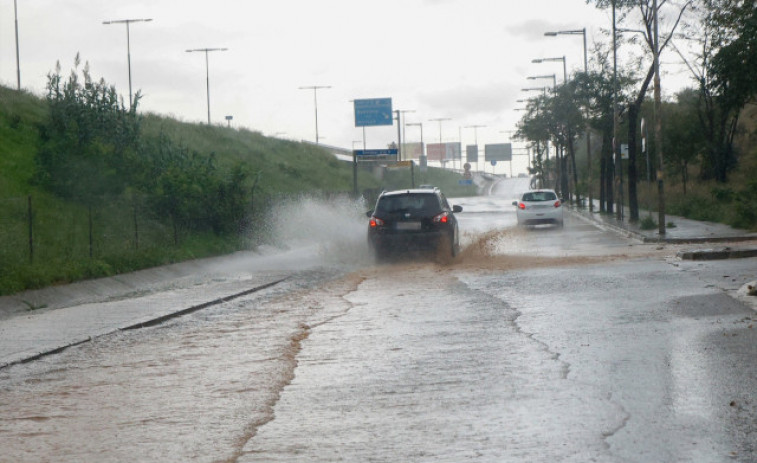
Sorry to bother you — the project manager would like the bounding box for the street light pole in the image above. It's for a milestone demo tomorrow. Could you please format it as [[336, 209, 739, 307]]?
[[545, 27, 592, 210], [14, 0, 21, 90], [429, 118, 451, 168], [532, 57, 567, 84], [395, 109, 415, 161], [527, 74, 557, 90], [406, 122, 424, 161], [186, 47, 228, 125], [103, 18, 153, 109], [299, 85, 331, 144], [653, 0, 666, 235], [612, 1, 623, 220], [465, 124, 486, 171]]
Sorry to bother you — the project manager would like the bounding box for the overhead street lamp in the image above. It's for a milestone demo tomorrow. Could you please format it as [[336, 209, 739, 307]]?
[[14, 0, 21, 90], [103, 18, 153, 109], [527, 74, 557, 90], [464, 124, 486, 147], [395, 109, 415, 160], [521, 87, 548, 95], [429, 118, 451, 167], [544, 29, 587, 73], [612, 2, 623, 220], [652, 0, 666, 235], [532, 57, 567, 85], [186, 47, 228, 125], [406, 122, 424, 159], [545, 27, 592, 211], [299, 85, 331, 144], [464, 124, 486, 170]]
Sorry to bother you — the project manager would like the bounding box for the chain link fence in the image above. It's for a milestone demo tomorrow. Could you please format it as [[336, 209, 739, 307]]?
[[0, 195, 177, 269]]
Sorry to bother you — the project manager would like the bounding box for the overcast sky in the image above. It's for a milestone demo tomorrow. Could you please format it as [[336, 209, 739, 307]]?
[[1, 0, 695, 174]]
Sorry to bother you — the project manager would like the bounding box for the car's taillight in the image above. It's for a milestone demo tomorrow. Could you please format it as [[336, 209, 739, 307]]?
[[518, 202, 526, 210], [554, 200, 561, 208], [433, 211, 450, 224], [369, 217, 384, 227]]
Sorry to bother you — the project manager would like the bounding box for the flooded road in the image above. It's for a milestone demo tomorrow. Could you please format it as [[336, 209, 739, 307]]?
[[1, 178, 755, 462]]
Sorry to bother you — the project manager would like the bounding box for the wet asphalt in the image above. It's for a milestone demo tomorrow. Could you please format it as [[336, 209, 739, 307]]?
[[1, 190, 756, 369]]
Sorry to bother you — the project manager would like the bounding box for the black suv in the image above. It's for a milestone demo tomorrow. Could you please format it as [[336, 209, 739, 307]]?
[[366, 188, 462, 260]]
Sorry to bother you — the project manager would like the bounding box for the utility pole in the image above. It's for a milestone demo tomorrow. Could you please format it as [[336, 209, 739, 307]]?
[[299, 85, 331, 144], [429, 118, 451, 168], [14, 0, 21, 90], [186, 47, 228, 124], [395, 109, 415, 161], [612, 1, 623, 220], [653, 0, 666, 235], [103, 18, 153, 109]]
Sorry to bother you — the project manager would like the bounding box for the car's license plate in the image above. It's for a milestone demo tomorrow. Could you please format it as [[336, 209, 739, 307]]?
[[396, 221, 421, 230]]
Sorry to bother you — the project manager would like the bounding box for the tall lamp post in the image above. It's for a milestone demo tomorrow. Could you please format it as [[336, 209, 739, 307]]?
[[612, 1, 623, 221], [532, 57, 569, 201], [652, 0, 665, 235], [429, 118, 451, 168], [103, 18, 153, 109], [545, 27, 592, 211], [14, 0, 21, 90], [532, 57, 567, 84], [527, 74, 557, 90], [464, 124, 486, 171], [406, 122, 424, 161], [186, 47, 228, 124], [395, 109, 415, 160], [299, 85, 331, 144]]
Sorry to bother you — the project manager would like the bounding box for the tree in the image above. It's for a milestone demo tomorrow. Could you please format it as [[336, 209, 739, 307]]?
[[36, 55, 252, 241], [588, 0, 693, 221], [35, 55, 141, 202], [698, 0, 757, 182], [516, 94, 552, 189], [663, 89, 704, 194]]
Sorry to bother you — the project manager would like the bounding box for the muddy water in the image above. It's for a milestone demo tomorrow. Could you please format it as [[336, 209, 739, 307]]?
[[0, 273, 365, 462], [0, 194, 373, 463], [0, 184, 677, 462]]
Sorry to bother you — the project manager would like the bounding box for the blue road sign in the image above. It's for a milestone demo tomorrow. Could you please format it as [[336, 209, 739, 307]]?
[[354, 148, 398, 156], [354, 98, 393, 127]]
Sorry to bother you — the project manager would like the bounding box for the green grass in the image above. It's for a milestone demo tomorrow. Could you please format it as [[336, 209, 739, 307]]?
[[0, 85, 474, 296]]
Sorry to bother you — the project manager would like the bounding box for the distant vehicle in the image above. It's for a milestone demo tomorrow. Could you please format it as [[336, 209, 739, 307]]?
[[512, 189, 564, 228], [366, 188, 462, 261], [418, 184, 436, 189]]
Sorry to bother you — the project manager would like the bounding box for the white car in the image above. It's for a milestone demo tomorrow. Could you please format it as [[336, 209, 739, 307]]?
[[512, 189, 564, 228]]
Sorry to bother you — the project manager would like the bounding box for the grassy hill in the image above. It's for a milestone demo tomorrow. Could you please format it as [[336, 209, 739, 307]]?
[[0, 85, 472, 296]]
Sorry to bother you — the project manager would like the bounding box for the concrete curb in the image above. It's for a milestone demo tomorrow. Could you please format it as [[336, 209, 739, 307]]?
[[676, 247, 757, 260]]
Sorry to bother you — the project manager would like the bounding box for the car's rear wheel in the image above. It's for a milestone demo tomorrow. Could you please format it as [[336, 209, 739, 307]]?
[[435, 233, 455, 264]]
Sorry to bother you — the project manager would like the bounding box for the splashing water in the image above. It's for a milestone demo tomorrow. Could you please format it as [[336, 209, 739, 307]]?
[[263, 194, 374, 267]]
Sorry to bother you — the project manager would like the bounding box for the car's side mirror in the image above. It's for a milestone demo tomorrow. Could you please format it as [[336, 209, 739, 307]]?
[[365, 210, 373, 217], [452, 205, 462, 213]]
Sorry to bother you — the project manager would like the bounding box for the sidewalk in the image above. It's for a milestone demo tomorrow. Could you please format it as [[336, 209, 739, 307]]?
[[0, 252, 292, 369], [570, 203, 757, 259]]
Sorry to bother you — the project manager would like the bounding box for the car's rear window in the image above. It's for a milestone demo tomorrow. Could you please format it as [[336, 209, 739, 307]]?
[[376, 194, 440, 214], [522, 191, 557, 202]]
